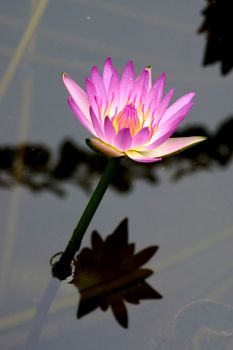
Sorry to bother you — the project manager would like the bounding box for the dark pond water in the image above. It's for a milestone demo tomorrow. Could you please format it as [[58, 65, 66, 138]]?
[[1, 0, 233, 349]]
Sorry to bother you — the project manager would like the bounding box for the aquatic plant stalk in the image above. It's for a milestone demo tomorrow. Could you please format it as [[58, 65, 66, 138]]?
[[53, 57, 206, 279], [52, 156, 121, 280]]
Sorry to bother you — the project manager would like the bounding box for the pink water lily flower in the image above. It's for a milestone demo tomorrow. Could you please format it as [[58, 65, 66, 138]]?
[[63, 58, 205, 163]]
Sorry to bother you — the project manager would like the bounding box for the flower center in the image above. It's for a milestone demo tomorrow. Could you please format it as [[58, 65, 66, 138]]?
[[112, 104, 141, 136]]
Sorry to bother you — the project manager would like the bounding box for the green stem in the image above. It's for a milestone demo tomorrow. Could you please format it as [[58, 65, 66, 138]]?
[[52, 157, 121, 280]]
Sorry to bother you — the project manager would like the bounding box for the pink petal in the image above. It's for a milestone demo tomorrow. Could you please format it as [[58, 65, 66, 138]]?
[[87, 138, 123, 157], [144, 73, 166, 112], [108, 68, 120, 115], [156, 102, 194, 138], [62, 73, 90, 120], [138, 136, 206, 158], [120, 60, 135, 107], [145, 66, 152, 91], [67, 96, 94, 134], [125, 150, 162, 163], [91, 66, 107, 109], [132, 69, 149, 107], [103, 57, 114, 92], [152, 88, 174, 123], [85, 78, 101, 119], [90, 107, 104, 138], [131, 127, 150, 148], [114, 128, 132, 151], [160, 92, 195, 125], [104, 116, 116, 143], [144, 102, 194, 150]]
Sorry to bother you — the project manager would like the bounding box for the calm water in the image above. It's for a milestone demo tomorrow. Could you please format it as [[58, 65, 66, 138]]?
[[1, 0, 233, 349]]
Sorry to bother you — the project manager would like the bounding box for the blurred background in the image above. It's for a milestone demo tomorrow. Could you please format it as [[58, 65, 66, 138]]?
[[1, 0, 233, 349]]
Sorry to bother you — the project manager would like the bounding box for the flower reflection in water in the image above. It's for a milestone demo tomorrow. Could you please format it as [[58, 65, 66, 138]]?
[[70, 218, 162, 328]]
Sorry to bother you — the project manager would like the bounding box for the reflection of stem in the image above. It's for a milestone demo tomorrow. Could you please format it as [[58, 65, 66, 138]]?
[[193, 334, 202, 350], [52, 157, 121, 280], [25, 278, 60, 350], [0, 0, 48, 102]]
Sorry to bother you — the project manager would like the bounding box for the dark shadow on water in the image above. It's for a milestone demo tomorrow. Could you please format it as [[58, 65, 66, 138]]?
[[70, 218, 162, 328], [26, 219, 161, 349], [172, 116, 233, 180], [0, 140, 158, 196], [199, 0, 233, 75], [1, 117, 233, 196]]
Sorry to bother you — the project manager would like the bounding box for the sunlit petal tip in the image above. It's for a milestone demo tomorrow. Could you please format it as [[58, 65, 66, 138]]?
[[189, 91, 196, 98], [104, 57, 112, 65], [197, 136, 207, 143], [162, 136, 207, 156], [155, 72, 166, 92], [62, 72, 74, 88], [86, 138, 124, 157], [155, 72, 166, 83], [103, 58, 114, 79], [142, 136, 207, 159], [103, 57, 114, 91], [145, 65, 152, 74], [62, 71, 70, 85], [183, 91, 196, 104], [61, 72, 67, 80], [129, 60, 135, 74], [120, 61, 135, 104], [123, 60, 135, 79], [62, 73, 90, 119], [91, 65, 98, 74], [126, 59, 134, 68], [170, 87, 175, 95], [160, 72, 166, 82], [145, 66, 152, 89]]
